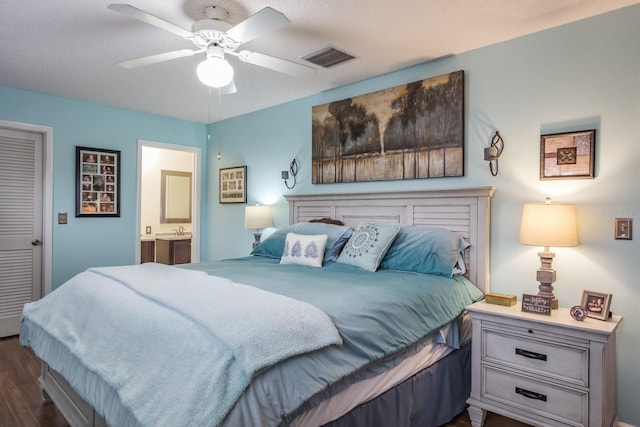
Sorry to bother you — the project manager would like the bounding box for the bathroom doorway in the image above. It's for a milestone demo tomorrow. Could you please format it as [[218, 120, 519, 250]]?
[[136, 140, 201, 264]]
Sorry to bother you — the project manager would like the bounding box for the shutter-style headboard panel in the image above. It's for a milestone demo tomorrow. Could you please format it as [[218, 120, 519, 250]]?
[[285, 187, 495, 294]]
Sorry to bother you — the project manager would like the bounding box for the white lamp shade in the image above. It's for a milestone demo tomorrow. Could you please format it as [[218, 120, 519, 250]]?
[[196, 57, 234, 88], [519, 203, 578, 248], [244, 205, 272, 229]]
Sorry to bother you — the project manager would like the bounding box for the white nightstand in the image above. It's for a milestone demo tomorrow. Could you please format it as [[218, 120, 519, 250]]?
[[466, 301, 622, 427]]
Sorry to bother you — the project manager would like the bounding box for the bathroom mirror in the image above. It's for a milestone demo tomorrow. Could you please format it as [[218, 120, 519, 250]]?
[[160, 170, 192, 223]]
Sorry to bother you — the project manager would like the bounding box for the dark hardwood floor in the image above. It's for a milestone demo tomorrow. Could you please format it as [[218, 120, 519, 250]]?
[[1, 335, 529, 427], [0, 336, 68, 427]]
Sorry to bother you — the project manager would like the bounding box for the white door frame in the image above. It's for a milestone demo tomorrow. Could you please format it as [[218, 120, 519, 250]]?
[[136, 140, 201, 263], [0, 120, 53, 295]]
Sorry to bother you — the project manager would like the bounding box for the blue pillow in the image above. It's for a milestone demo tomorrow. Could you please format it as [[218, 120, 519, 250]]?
[[379, 225, 469, 277], [336, 224, 400, 272], [251, 222, 352, 263]]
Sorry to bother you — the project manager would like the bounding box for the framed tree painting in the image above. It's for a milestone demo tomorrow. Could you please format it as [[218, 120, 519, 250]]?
[[76, 146, 120, 217], [312, 70, 464, 184]]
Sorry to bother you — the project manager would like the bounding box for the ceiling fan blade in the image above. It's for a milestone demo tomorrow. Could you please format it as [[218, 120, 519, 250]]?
[[226, 7, 290, 44], [221, 80, 237, 95], [117, 49, 203, 69], [236, 51, 316, 79], [108, 3, 193, 39]]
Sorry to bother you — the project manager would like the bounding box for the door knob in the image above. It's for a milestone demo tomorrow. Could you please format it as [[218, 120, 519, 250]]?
[[31, 239, 42, 246]]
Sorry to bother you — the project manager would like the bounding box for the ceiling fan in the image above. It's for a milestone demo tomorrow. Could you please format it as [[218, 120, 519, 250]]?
[[108, 3, 316, 88]]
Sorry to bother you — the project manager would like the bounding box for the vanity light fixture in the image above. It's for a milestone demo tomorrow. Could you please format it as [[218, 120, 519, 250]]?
[[519, 198, 578, 309], [484, 131, 504, 176]]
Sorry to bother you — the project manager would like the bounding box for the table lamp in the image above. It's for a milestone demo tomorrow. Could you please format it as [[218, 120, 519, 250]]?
[[244, 205, 273, 249], [519, 200, 578, 309]]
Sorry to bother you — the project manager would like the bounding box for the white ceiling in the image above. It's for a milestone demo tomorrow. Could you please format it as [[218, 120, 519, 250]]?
[[1, 0, 638, 123]]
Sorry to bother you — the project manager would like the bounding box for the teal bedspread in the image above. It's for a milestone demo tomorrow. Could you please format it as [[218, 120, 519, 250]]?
[[21, 257, 483, 426], [182, 257, 484, 426]]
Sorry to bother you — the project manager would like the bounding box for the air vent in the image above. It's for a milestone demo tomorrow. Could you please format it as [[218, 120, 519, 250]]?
[[302, 46, 355, 68]]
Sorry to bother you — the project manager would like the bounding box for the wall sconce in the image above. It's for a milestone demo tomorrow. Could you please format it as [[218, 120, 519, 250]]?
[[484, 131, 504, 176], [519, 198, 578, 309], [244, 205, 273, 249], [282, 158, 298, 189]]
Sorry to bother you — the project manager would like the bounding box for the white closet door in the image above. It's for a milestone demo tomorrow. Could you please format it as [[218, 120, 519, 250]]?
[[0, 127, 43, 337]]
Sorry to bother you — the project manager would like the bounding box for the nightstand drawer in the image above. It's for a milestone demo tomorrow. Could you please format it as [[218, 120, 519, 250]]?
[[483, 327, 588, 386], [483, 366, 588, 425]]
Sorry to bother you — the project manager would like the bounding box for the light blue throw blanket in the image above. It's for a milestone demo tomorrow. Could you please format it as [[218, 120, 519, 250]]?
[[20, 263, 342, 426]]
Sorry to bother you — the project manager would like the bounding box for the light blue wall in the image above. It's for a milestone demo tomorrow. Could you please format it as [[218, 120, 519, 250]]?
[[208, 5, 640, 424], [0, 87, 208, 287]]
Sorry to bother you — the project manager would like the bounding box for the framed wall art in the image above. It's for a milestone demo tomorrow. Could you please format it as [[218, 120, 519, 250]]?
[[312, 70, 464, 184], [76, 146, 120, 217], [614, 218, 632, 240], [219, 166, 246, 204], [540, 129, 595, 180], [581, 290, 612, 321]]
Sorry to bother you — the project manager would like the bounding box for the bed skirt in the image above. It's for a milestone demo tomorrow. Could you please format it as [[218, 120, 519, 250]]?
[[324, 341, 471, 427], [38, 342, 471, 427]]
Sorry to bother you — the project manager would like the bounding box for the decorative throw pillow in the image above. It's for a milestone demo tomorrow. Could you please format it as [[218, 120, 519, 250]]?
[[251, 222, 351, 263], [280, 233, 328, 267], [336, 224, 400, 272]]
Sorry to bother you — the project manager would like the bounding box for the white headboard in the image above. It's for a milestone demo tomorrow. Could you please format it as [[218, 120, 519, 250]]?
[[285, 187, 495, 294]]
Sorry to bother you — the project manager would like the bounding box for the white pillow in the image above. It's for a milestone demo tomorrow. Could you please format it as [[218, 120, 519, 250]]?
[[280, 233, 328, 268]]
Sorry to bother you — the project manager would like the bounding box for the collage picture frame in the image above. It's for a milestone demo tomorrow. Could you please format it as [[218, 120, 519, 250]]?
[[76, 146, 121, 217]]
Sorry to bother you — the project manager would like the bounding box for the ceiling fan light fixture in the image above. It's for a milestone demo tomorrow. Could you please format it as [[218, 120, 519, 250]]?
[[197, 49, 234, 88], [110, 4, 313, 87]]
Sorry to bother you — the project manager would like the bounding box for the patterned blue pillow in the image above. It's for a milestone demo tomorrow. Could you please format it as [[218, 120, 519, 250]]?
[[280, 233, 328, 267], [336, 224, 400, 272]]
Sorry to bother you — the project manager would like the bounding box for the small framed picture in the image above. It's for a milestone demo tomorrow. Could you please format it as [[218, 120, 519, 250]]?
[[76, 146, 120, 217], [540, 129, 595, 180], [581, 290, 612, 321], [219, 166, 246, 204], [614, 218, 632, 240]]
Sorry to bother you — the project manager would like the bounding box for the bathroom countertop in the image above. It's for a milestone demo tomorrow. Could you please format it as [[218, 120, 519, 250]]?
[[155, 234, 191, 241]]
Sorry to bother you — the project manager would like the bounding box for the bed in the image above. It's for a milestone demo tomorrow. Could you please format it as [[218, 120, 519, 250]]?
[[20, 187, 495, 427]]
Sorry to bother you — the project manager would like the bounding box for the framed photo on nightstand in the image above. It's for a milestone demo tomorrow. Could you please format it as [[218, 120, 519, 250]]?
[[581, 290, 612, 320]]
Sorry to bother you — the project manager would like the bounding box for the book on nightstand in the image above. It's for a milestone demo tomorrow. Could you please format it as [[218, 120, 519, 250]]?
[[484, 293, 517, 306]]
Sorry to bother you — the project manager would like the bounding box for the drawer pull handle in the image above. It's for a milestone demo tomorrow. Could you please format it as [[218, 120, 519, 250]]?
[[516, 387, 547, 402], [515, 348, 547, 361]]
